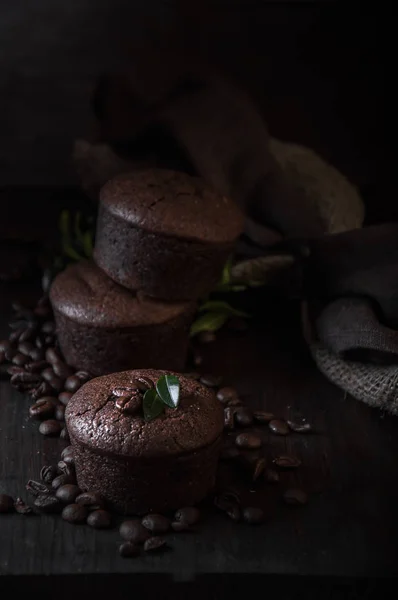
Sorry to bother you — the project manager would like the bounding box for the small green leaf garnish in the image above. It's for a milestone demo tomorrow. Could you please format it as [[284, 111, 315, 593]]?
[[143, 388, 165, 422], [190, 312, 228, 336], [156, 375, 180, 409]]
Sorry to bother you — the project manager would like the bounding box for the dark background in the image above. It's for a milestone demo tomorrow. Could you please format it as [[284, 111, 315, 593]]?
[[0, 1, 393, 221]]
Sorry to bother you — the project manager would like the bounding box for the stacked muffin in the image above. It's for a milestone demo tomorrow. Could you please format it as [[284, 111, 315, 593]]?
[[50, 169, 243, 376]]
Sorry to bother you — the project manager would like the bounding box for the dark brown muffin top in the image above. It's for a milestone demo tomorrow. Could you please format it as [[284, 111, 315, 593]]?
[[99, 169, 244, 244], [50, 260, 194, 327], [66, 369, 224, 458]]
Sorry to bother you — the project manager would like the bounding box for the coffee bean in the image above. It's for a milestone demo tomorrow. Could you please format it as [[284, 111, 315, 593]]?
[[9, 329, 24, 344], [57, 461, 75, 477], [132, 376, 154, 391], [59, 391, 73, 406], [76, 492, 104, 511], [252, 457, 267, 482], [18, 341, 35, 356], [199, 374, 223, 388], [34, 494, 61, 514], [12, 352, 29, 366], [64, 375, 82, 393], [197, 331, 216, 343], [235, 433, 262, 450], [40, 465, 57, 483], [214, 491, 241, 522], [253, 411, 275, 424], [52, 474, 75, 490], [74, 370, 92, 383], [174, 507, 200, 526], [26, 480, 51, 497], [54, 404, 65, 422], [242, 507, 265, 525], [41, 367, 55, 382], [31, 382, 53, 400], [119, 520, 150, 544], [119, 542, 140, 558], [61, 446, 74, 460], [11, 372, 41, 386], [49, 376, 64, 393], [220, 445, 240, 460], [171, 521, 191, 532], [235, 407, 253, 427], [53, 361, 73, 380], [217, 387, 238, 404], [62, 503, 88, 523], [0, 493, 14, 513], [0, 340, 12, 354], [142, 514, 170, 534], [87, 509, 112, 529], [39, 419, 63, 436], [269, 419, 290, 436], [7, 365, 24, 376], [283, 488, 308, 506], [29, 397, 57, 420], [29, 348, 45, 362], [115, 394, 141, 415], [41, 321, 55, 334], [60, 427, 70, 441], [144, 537, 167, 553], [45, 347, 62, 365], [265, 469, 280, 483], [25, 360, 48, 373], [287, 420, 312, 434], [273, 455, 301, 469], [224, 407, 237, 430], [55, 484, 81, 504], [14, 497, 32, 514], [227, 398, 242, 407]]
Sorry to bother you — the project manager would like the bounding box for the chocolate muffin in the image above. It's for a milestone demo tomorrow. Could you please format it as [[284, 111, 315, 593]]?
[[93, 169, 244, 300], [50, 260, 195, 376], [66, 369, 224, 514]]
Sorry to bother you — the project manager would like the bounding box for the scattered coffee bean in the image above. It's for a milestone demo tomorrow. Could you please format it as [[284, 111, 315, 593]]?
[[87, 509, 112, 529], [265, 469, 280, 483], [29, 348, 44, 362], [54, 404, 65, 422], [41, 367, 55, 382], [34, 494, 61, 513], [283, 488, 308, 506], [62, 503, 88, 523], [142, 514, 170, 534], [214, 491, 241, 522], [217, 386, 238, 404], [242, 507, 265, 525], [7, 365, 24, 376], [49, 376, 64, 393], [29, 397, 57, 420], [119, 541, 140, 558], [197, 331, 216, 343], [12, 352, 29, 366], [235, 407, 253, 427], [41, 321, 55, 334], [61, 446, 74, 460], [31, 382, 53, 400], [235, 433, 262, 450], [55, 484, 81, 504], [14, 497, 32, 514], [18, 341, 34, 356], [59, 391, 73, 406], [40, 465, 57, 484], [252, 457, 267, 481], [0, 493, 14, 513], [174, 507, 200, 526], [45, 347, 62, 365], [273, 455, 301, 469], [287, 420, 312, 434], [9, 329, 24, 344], [57, 461, 74, 478], [269, 419, 290, 436], [0, 340, 12, 354], [199, 374, 223, 388], [64, 375, 81, 393], [11, 372, 41, 386], [253, 411, 275, 424], [144, 537, 167, 553], [119, 520, 151, 544], [26, 480, 51, 497], [74, 371, 92, 383], [60, 427, 70, 441], [227, 398, 242, 407], [52, 361, 73, 379], [25, 359, 48, 373], [224, 407, 237, 430], [220, 445, 240, 460], [76, 492, 104, 511], [39, 419, 63, 436], [52, 474, 75, 490]]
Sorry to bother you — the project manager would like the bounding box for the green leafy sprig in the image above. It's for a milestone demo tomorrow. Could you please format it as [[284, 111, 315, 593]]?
[[143, 375, 180, 422]]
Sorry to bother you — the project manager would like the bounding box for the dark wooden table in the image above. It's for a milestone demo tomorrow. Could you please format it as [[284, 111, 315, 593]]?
[[1, 195, 398, 598]]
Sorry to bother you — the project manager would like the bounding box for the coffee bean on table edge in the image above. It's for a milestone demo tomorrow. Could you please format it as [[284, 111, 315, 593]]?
[[144, 537, 167, 553], [253, 411, 275, 424], [268, 419, 290, 436], [49, 376, 64, 393], [235, 407, 253, 427], [41, 367, 55, 382], [29, 397, 57, 420], [287, 420, 313, 434], [40, 465, 57, 483], [34, 494, 62, 513], [39, 420, 63, 436], [26, 480, 52, 497], [174, 507, 200, 526], [14, 497, 33, 514], [87, 509, 112, 529], [76, 492, 104, 511], [119, 520, 151, 544], [62, 503, 88, 523], [273, 455, 301, 469], [217, 387, 239, 404], [235, 432, 262, 450], [52, 473, 75, 489], [54, 404, 65, 421], [55, 484, 81, 504], [45, 347, 62, 365], [243, 507, 265, 525], [199, 374, 223, 388], [64, 375, 82, 393], [0, 493, 14, 513], [142, 514, 170, 534], [59, 391, 73, 406], [283, 489, 308, 506], [119, 542, 140, 558]]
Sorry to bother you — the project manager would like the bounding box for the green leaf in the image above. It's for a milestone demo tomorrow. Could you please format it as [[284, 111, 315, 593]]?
[[190, 312, 228, 336], [82, 231, 94, 258], [62, 243, 83, 261], [143, 388, 165, 422], [220, 257, 233, 286], [59, 210, 70, 240], [156, 375, 180, 409], [198, 300, 249, 318], [74, 211, 83, 242]]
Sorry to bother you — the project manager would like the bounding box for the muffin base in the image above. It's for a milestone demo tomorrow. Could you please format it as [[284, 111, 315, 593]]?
[[71, 435, 222, 514]]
